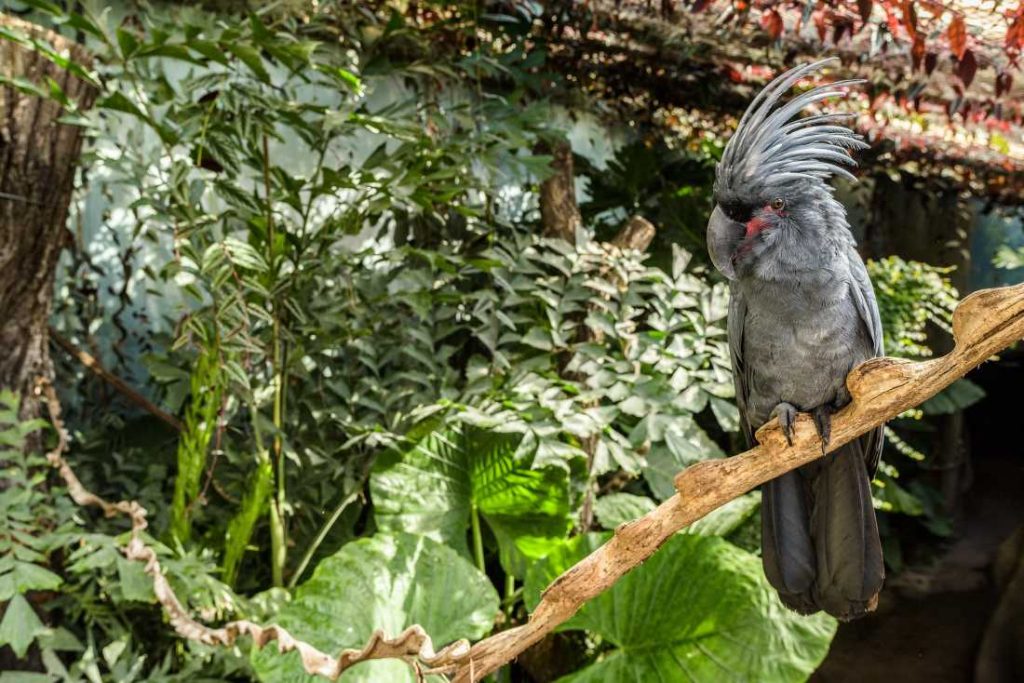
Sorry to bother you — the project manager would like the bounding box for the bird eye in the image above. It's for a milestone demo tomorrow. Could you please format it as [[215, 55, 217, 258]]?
[[771, 198, 786, 211]]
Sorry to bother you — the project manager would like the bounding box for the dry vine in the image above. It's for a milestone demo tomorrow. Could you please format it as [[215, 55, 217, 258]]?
[[37, 382, 470, 679], [40, 280, 1024, 681]]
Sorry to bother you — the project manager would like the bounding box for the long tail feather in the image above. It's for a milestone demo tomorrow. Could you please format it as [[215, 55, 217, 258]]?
[[761, 429, 885, 620], [810, 433, 885, 620], [761, 470, 817, 613]]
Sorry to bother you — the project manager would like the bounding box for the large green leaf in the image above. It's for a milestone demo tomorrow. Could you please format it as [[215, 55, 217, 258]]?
[[594, 493, 657, 529], [251, 533, 498, 682], [0, 593, 48, 659], [642, 415, 724, 501], [687, 492, 761, 537], [372, 424, 572, 577], [524, 533, 836, 683], [920, 378, 986, 415]]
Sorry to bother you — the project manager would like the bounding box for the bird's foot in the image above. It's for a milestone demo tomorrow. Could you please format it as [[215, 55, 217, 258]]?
[[770, 402, 798, 446], [812, 405, 834, 456]]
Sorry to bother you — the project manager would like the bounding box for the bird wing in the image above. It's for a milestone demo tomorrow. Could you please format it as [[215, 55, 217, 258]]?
[[848, 249, 884, 357], [728, 283, 756, 448], [847, 248, 885, 476]]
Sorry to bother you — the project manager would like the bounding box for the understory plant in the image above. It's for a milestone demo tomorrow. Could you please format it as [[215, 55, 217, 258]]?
[[2, 1, 989, 682]]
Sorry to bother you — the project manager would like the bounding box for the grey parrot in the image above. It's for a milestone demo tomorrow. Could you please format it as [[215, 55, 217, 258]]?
[[706, 58, 884, 620]]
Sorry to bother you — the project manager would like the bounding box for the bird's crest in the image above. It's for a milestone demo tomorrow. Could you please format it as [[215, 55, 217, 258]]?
[[717, 58, 867, 193]]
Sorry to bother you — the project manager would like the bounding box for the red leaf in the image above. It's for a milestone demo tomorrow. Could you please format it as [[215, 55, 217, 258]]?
[[1007, 10, 1024, 51], [813, 9, 828, 42], [883, 3, 902, 36], [924, 51, 938, 74], [996, 71, 1014, 97], [948, 15, 967, 60], [957, 49, 978, 88], [858, 0, 874, 25], [902, 0, 918, 40], [759, 9, 784, 39], [911, 34, 925, 71]]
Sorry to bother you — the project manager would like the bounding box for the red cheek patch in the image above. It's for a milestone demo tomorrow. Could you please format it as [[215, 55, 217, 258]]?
[[745, 215, 769, 238]]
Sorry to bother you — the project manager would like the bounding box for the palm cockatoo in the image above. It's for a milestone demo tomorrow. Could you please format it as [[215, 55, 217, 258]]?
[[706, 58, 884, 620]]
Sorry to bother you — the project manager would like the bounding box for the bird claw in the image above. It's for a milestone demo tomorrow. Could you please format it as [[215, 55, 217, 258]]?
[[770, 402, 798, 447], [812, 405, 833, 456]]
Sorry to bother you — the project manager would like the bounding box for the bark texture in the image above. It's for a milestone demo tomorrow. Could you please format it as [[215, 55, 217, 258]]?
[[537, 140, 582, 243], [0, 14, 95, 419]]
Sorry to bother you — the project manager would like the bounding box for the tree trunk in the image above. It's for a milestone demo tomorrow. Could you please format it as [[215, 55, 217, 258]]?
[[537, 140, 582, 243], [0, 15, 96, 423]]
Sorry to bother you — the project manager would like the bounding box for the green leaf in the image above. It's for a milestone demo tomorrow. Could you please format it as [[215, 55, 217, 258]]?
[[709, 396, 740, 432], [115, 28, 140, 59], [686, 492, 761, 536], [223, 455, 274, 587], [98, 92, 176, 144], [372, 423, 572, 577], [116, 556, 155, 603], [0, 594, 49, 659], [642, 416, 724, 501], [251, 533, 498, 682], [0, 672, 54, 683], [873, 471, 924, 516], [225, 42, 271, 82], [0, 561, 63, 601], [524, 534, 836, 683], [317, 64, 362, 91], [221, 237, 269, 273], [593, 493, 656, 529], [35, 626, 83, 652], [920, 378, 986, 415]]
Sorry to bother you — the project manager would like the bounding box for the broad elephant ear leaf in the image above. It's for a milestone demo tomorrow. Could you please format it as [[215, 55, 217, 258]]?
[[686, 491, 761, 536], [594, 492, 657, 529], [524, 533, 836, 683], [642, 415, 724, 501], [371, 423, 572, 577], [251, 533, 498, 683]]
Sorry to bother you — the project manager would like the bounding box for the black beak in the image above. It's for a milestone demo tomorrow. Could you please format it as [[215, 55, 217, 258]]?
[[706, 205, 745, 280]]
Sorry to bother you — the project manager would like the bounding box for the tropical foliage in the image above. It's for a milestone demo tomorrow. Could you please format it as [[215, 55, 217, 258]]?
[[0, 1, 998, 681]]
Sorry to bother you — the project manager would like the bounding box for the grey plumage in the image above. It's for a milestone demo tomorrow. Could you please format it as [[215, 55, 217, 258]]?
[[707, 58, 885, 620], [717, 58, 869, 190]]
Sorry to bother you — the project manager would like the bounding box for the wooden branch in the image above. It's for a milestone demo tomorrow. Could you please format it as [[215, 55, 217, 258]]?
[[41, 282, 1024, 682], [452, 281, 1024, 681], [609, 215, 656, 251], [50, 328, 183, 431]]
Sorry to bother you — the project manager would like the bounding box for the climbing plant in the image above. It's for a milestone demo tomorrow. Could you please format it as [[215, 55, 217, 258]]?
[[1, 1, 1014, 682]]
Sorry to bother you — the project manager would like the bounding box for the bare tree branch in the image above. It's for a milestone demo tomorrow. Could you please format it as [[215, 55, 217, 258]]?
[[50, 329, 183, 432], [40, 281, 1024, 682], [609, 215, 656, 251]]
